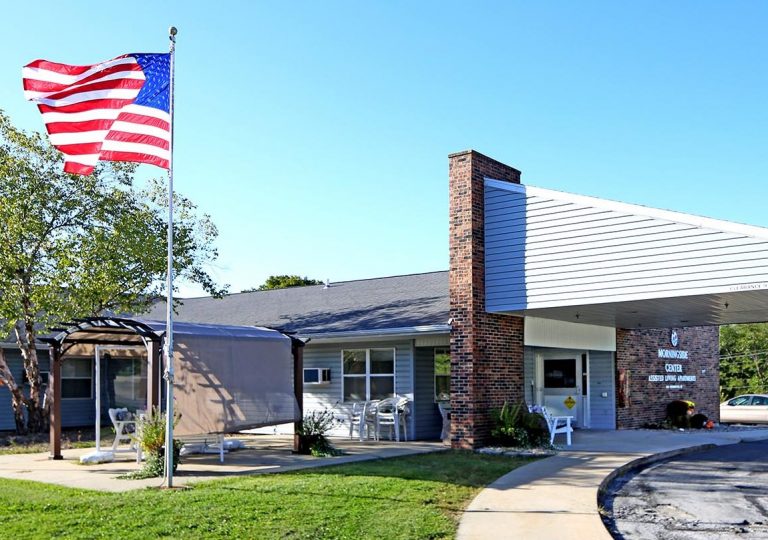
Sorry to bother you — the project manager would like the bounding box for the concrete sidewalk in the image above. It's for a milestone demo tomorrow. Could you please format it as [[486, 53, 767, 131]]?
[[0, 435, 443, 492], [457, 428, 768, 540]]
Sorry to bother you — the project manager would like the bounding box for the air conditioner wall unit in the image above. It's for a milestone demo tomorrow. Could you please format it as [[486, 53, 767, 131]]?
[[303, 367, 331, 385]]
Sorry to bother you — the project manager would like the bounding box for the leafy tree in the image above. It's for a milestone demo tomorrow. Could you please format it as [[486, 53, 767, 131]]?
[[719, 323, 768, 400], [0, 110, 227, 434], [242, 275, 322, 292]]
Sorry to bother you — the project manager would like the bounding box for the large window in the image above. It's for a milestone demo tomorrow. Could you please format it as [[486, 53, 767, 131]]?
[[342, 348, 395, 401], [434, 347, 450, 402], [62, 358, 92, 399], [106, 356, 147, 410]]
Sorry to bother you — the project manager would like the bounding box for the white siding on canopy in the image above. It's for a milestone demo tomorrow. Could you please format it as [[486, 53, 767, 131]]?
[[485, 179, 768, 312], [524, 316, 615, 351]]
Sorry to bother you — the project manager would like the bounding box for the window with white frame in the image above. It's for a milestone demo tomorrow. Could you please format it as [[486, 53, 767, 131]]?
[[62, 358, 92, 399], [107, 356, 147, 409], [342, 348, 395, 401]]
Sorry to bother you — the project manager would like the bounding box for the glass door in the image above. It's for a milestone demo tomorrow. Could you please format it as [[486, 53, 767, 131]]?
[[537, 353, 584, 426]]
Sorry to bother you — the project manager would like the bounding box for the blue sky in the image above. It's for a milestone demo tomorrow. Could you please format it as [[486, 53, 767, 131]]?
[[2, 1, 766, 296]]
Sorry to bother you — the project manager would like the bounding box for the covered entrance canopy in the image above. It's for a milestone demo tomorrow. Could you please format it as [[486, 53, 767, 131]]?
[[41, 317, 304, 459], [512, 289, 768, 329], [484, 180, 768, 329]]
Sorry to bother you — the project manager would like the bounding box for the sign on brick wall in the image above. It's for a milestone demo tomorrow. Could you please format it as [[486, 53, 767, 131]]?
[[647, 331, 697, 389]]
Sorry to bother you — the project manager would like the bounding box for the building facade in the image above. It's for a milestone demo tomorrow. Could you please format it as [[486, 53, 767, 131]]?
[[3, 151, 768, 447], [446, 150, 768, 447]]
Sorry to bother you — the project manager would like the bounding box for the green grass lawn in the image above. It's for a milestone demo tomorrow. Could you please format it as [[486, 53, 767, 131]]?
[[0, 450, 533, 539]]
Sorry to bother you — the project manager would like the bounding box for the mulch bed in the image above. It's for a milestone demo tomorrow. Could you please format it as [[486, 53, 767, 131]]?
[[0, 427, 111, 449]]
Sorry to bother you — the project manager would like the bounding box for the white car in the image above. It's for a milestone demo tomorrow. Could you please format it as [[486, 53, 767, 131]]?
[[720, 394, 768, 424]]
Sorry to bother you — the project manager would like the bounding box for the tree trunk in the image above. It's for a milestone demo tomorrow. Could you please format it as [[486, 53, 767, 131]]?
[[10, 319, 49, 434], [0, 348, 27, 434]]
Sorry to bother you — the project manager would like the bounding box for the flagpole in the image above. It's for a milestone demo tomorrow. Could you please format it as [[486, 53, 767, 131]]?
[[164, 25, 178, 488]]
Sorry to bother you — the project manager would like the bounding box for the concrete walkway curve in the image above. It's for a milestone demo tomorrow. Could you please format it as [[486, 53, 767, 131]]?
[[457, 428, 768, 540]]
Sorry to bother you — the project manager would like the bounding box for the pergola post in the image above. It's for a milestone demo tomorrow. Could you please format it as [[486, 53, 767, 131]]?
[[48, 345, 63, 460], [292, 340, 304, 453], [146, 338, 161, 413]]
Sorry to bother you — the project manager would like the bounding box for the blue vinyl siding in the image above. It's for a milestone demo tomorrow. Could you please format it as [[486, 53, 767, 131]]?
[[588, 350, 616, 429], [302, 340, 415, 438], [0, 348, 95, 430], [413, 346, 442, 440], [524, 346, 616, 429], [61, 356, 96, 428], [0, 349, 25, 430]]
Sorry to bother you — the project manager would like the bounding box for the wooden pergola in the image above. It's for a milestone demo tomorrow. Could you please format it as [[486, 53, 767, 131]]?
[[41, 317, 304, 459]]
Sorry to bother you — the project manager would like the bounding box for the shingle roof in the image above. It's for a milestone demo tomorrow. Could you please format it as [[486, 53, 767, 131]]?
[[142, 270, 449, 336]]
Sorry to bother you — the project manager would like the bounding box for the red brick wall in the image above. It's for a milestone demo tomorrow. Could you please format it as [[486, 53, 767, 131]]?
[[616, 326, 720, 428], [448, 150, 525, 449]]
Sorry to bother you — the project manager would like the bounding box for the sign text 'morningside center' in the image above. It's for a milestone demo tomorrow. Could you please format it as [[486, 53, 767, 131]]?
[[658, 349, 688, 359]]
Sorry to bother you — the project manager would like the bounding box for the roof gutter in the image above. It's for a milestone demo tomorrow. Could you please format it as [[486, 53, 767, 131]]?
[[298, 324, 451, 344]]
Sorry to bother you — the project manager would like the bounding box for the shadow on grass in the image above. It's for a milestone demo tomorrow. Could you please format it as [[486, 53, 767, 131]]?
[[197, 451, 539, 514], [213, 450, 537, 488]]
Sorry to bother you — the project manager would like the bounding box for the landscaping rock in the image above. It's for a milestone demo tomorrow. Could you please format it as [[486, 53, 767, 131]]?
[[477, 446, 557, 458]]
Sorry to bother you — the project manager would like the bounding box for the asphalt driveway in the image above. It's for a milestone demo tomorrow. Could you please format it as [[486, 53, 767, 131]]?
[[603, 440, 768, 539]]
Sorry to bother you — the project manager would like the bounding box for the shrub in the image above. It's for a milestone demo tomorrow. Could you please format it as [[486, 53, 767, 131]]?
[[120, 406, 181, 480], [490, 402, 549, 448], [690, 413, 708, 429], [666, 399, 695, 428], [297, 409, 342, 457]]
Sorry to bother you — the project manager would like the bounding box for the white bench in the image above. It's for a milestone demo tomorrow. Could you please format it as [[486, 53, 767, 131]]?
[[178, 434, 227, 463], [530, 405, 573, 446], [178, 435, 244, 463]]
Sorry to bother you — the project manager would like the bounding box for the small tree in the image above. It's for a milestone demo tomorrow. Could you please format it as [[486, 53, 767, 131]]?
[[242, 275, 322, 292], [0, 110, 227, 434], [720, 323, 768, 400]]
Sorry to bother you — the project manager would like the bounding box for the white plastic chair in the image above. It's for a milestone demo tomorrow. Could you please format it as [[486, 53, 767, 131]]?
[[437, 401, 451, 442], [395, 396, 410, 441], [372, 397, 409, 442], [347, 402, 370, 441], [363, 400, 382, 441]]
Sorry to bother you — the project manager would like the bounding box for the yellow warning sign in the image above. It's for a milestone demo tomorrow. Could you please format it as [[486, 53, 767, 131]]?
[[564, 396, 576, 410]]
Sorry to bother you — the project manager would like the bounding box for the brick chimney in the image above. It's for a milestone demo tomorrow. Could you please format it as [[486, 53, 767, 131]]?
[[448, 150, 525, 448]]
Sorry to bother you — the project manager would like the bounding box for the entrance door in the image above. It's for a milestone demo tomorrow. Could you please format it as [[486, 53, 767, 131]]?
[[536, 353, 585, 427]]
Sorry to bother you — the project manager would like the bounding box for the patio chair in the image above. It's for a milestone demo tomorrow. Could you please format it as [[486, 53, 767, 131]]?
[[347, 401, 371, 441], [362, 400, 382, 441], [372, 397, 409, 442], [531, 405, 573, 446], [437, 401, 451, 443], [108, 407, 139, 456], [395, 396, 410, 441]]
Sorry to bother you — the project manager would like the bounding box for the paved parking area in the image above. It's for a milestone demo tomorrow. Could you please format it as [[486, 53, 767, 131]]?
[[458, 428, 768, 540], [604, 439, 768, 539]]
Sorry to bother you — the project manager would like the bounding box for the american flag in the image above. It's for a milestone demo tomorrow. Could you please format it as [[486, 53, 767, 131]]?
[[22, 53, 171, 175]]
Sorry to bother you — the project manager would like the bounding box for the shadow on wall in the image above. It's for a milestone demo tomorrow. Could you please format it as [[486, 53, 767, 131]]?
[[483, 179, 528, 313], [173, 338, 299, 436]]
